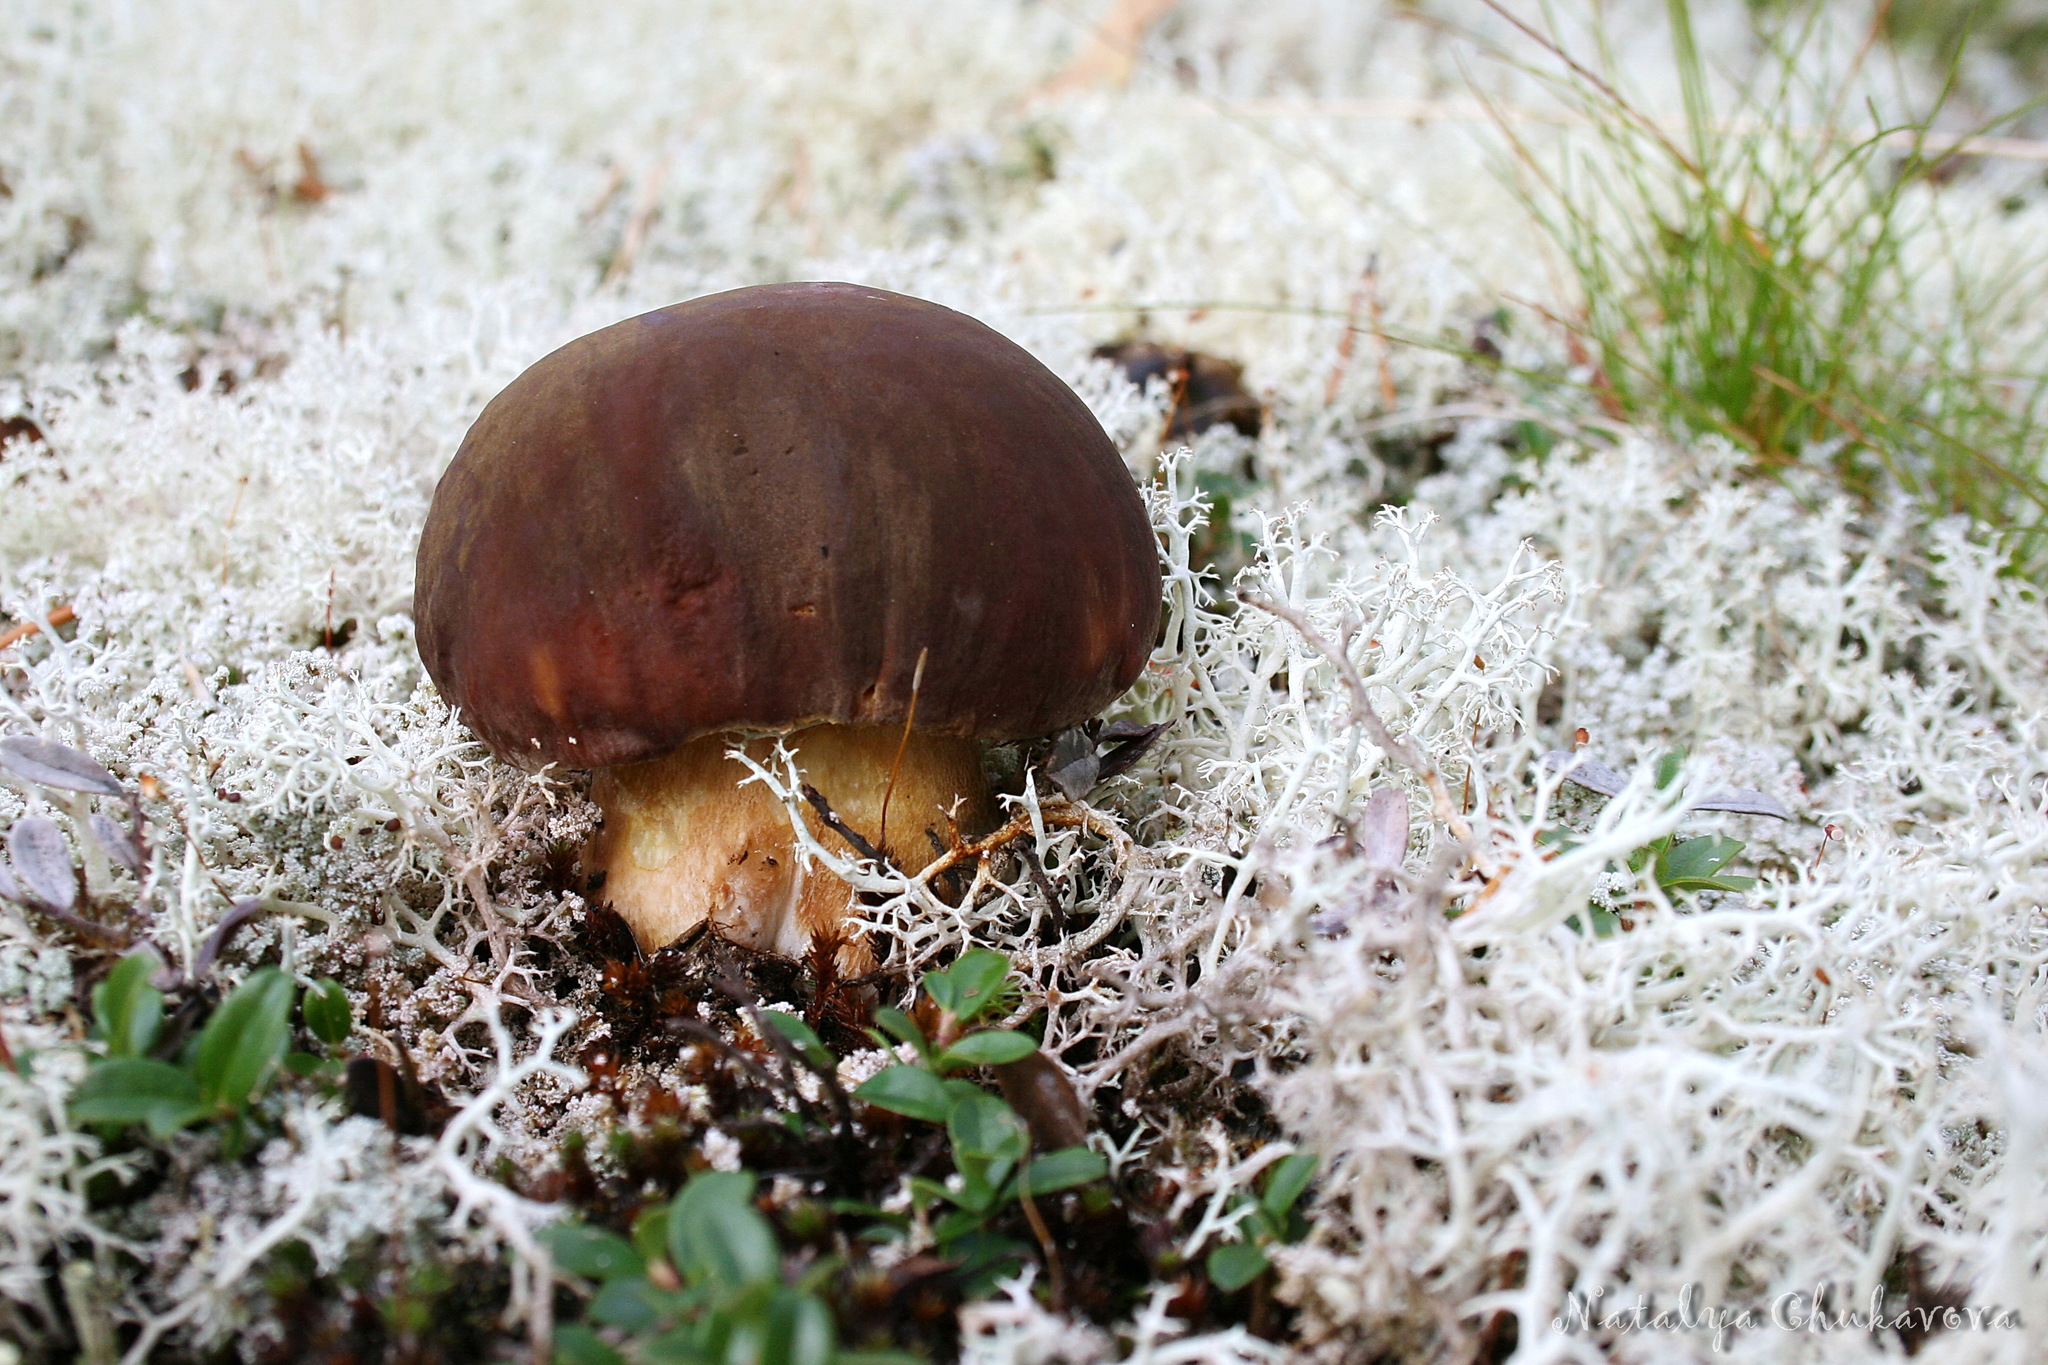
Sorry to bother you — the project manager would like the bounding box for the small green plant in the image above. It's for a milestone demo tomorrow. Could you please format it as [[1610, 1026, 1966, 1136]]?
[[284, 974, 357, 1082], [1489, 0, 2048, 556], [1202, 1151, 1318, 1292], [68, 953, 354, 1156], [1627, 747, 1757, 896], [544, 949, 1115, 1359], [542, 1172, 911, 1365], [844, 949, 1108, 1289], [1549, 748, 1757, 936]]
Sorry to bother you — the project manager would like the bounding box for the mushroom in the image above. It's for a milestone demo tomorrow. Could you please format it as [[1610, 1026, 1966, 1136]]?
[[414, 282, 1161, 963]]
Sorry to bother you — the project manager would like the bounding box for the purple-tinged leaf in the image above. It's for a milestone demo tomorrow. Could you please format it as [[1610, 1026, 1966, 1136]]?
[[91, 813, 145, 875], [1358, 788, 1409, 868], [1042, 728, 1099, 801], [1315, 788, 1412, 937], [0, 737, 122, 796], [191, 898, 266, 981], [1540, 750, 1629, 797], [1540, 750, 1790, 820], [1094, 720, 1168, 785], [7, 817, 77, 911], [1691, 789, 1792, 820]]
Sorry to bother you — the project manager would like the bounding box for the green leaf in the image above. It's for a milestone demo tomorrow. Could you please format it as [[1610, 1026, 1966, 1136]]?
[[940, 1078, 985, 1107], [1238, 1206, 1280, 1243], [302, 978, 353, 1047], [946, 1231, 1030, 1296], [643, 1320, 718, 1364], [923, 948, 1009, 1024], [217, 1113, 255, 1160], [948, 1093, 1026, 1196], [869, 1007, 926, 1055], [937, 1030, 1037, 1069], [694, 1282, 778, 1360], [1653, 747, 1687, 790], [1655, 834, 1753, 892], [1207, 1240, 1271, 1292], [1259, 1152, 1318, 1222], [906, 1175, 955, 1211], [1659, 834, 1741, 879], [760, 1010, 835, 1070], [590, 1277, 673, 1334], [553, 1323, 626, 1365], [761, 1287, 835, 1365], [825, 1198, 902, 1224], [193, 968, 296, 1113], [92, 952, 163, 1059], [947, 1093, 1027, 1163], [854, 1065, 951, 1123], [282, 1050, 328, 1077], [539, 1221, 644, 1281], [69, 1057, 206, 1137], [669, 1172, 779, 1290], [931, 1205, 990, 1243], [1663, 871, 1757, 893], [632, 1206, 670, 1269], [1565, 906, 1623, 937], [1016, 1145, 1107, 1197]]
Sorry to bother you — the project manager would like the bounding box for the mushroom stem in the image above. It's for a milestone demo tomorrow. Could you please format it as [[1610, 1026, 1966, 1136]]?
[[584, 725, 994, 963]]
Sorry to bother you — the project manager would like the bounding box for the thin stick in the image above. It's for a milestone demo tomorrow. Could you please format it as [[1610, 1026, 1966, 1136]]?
[[1039, 0, 1180, 96], [802, 783, 887, 866], [602, 151, 672, 285], [219, 475, 249, 586], [1017, 842, 1065, 931], [1238, 591, 1475, 848], [1751, 364, 1873, 448], [1015, 1147, 1067, 1311], [910, 804, 1118, 883], [581, 163, 626, 223], [876, 646, 928, 854], [1367, 258, 1397, 410], [1323, 260, 1374, 408], [0, 603, 75, 650], [1474, 0, 1702, 177]]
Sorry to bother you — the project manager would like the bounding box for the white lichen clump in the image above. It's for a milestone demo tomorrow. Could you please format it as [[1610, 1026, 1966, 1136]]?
[[4, 1, 2048, 1362]]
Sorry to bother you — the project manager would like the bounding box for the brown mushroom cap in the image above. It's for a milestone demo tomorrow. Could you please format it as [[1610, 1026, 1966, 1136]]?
[[415, 282, 1161, 769]]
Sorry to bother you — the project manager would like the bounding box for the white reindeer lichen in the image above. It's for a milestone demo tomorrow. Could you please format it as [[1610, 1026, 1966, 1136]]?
[[4, 3, 2048, 1361]]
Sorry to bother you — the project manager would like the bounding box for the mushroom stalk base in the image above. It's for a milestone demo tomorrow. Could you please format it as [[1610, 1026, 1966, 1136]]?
[[584, 725, 994, 965]]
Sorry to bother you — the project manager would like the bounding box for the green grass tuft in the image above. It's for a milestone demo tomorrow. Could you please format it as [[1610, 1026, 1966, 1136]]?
[[1488, 0, 2048, 561]]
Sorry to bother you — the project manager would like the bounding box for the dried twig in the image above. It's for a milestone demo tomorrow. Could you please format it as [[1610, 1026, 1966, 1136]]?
[[1239, 591, 1476, 848], [1324, 256, 1396, 410], [1015, 1144, 1068, 1311], [801, 783, 887, 865], [877, 646, 929, 853], [602, 151, 671, 285], [1039, 0, 1180, 96], [0, 604, 75, 650]]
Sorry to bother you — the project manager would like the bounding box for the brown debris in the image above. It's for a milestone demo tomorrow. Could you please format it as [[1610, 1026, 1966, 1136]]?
[[1096, 341, 1262, 439], [0, 415, 45, 450], [0, 604, 75, 651], [291, 144, 331, 204], [1040, 0, 1180, 96]]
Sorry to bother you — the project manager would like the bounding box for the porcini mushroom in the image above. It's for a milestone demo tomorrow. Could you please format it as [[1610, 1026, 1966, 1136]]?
[[415, 282, 1160, 962]]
